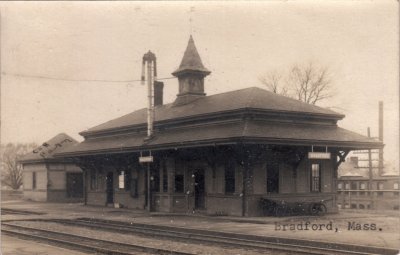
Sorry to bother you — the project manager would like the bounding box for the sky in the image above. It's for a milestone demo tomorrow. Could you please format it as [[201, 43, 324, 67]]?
[[1, 1, 398, 169]]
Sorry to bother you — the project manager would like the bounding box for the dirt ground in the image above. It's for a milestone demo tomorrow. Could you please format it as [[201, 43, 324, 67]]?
[[1, 190, 23, 201], [1, 234, 90, 255], [1, 199, 400, 253]]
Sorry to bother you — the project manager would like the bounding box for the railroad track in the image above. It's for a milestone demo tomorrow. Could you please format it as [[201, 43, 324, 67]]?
[[41, 218, 399, 255], [2, 222, 193, 255], [1, 208, 45, 215]]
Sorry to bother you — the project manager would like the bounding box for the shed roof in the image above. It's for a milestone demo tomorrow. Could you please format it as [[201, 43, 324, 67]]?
[[83, 87, 344, 135], [19, 133, 78, 163]]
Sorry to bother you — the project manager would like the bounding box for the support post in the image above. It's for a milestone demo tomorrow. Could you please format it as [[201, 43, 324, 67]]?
[[147, 163, 151, 212], [239, 145, 254, 217], [83, 169, 87, 205], [242, 164, 247, 217]]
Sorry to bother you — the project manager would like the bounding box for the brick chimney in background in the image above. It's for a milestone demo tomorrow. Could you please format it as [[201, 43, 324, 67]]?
[[154, 81, 164, 107]]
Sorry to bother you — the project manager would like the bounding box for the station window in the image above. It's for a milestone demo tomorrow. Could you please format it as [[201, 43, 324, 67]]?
[[337, 203, 342, 209], [359, 204, 365, 209], [90, 170, 97, 190], [351, 182, 357, 190], [360, 183, 366, 190], [394, 183, 399, 190], [119, 171, 125, 189], [175, 175, 184, 193], [351, 204, 357, 209], [345, 183, 350, 190], [225, 161, 235, 194], [32, 172, 37, 190], [66, 173, 84, 198], [310, 164, 321, 192], [337, 183, 342, 190]]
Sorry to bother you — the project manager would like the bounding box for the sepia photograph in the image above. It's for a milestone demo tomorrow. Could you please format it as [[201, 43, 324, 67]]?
[[1, 1, 399, 254]]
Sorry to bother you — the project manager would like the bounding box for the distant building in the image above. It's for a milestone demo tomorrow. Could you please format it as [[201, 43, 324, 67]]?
[[56, 36, 382, 216], [337, 156, 399, 210], [19, 133, 83, 202]]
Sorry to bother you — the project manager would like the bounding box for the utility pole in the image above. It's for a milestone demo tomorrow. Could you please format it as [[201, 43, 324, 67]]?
[[367, 127, 373, 188], [378, 101, 384, 176], [140, 51, 157, 212]]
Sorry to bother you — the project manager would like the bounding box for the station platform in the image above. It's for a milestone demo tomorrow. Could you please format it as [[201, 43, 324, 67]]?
[[1, 200, 399, 250]]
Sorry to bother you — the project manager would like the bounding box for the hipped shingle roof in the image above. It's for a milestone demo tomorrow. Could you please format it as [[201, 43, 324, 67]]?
[[57, 87, 382, 157], [83, 87, 343, 135]]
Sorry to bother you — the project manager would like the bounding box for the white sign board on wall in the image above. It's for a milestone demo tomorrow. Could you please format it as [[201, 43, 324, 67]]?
[[308, 152, 331, 159], [139, 156, 154, 163]]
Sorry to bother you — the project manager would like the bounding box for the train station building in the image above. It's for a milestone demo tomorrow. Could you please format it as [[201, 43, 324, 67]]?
[[56, 36, 382, 216]]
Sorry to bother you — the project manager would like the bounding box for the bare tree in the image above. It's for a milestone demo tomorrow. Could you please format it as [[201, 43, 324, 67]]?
[[259, 62, 333, 105], [1, 143, 37, 190], [258, 70, 288, 96], [288, 62, 332, 105]]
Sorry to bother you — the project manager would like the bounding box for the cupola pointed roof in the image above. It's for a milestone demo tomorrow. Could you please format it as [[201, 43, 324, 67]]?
[[172, 35, 211, 76]]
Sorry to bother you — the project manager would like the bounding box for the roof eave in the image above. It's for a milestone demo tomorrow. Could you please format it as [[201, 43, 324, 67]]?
[[54, 136, 383, 158], [172, 68, 211, 77], [18, 157, 75, 164]]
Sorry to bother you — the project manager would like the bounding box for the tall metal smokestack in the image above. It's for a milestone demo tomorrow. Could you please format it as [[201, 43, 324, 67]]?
[[140, 50, 157, 213], [378, 101, 384, 176], [141, 51, 157, 138]]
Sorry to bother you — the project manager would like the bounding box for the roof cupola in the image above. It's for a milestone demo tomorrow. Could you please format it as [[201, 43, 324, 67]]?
[[172, 35, 211, 105]]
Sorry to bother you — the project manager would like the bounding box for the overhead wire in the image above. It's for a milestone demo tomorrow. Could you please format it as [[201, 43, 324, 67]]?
[[1, 71, 176, 83]]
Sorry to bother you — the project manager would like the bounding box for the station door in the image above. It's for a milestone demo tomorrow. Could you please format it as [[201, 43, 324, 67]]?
[[66, 173, 83, 198]]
